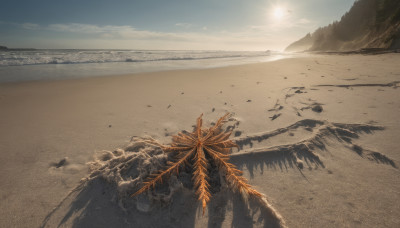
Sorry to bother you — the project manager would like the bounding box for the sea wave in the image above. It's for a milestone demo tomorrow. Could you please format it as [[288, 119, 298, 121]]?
[[0, 49, 272, 66]]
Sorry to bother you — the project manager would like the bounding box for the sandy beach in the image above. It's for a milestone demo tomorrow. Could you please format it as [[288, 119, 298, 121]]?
[[1, 54, 400, 227]]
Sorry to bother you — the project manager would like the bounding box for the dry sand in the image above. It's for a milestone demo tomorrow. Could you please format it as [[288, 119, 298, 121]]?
[[0, 54, 399, 227]]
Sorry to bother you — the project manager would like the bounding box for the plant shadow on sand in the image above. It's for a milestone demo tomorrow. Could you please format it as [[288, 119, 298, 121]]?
[[41, 119, 396, 228], [41, 178, 199, 228], [41, 180, 282, 228], [232, 119, 395, 178], [40, 137, 285, 228]]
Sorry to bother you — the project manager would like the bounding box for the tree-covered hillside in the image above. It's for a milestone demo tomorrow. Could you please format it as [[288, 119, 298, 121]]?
[[285, 0, 400, 52]]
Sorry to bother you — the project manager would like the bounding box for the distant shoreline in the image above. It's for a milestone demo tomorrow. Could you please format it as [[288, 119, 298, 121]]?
[[0, 46, 37, 51], [293, 48, 400, 55]]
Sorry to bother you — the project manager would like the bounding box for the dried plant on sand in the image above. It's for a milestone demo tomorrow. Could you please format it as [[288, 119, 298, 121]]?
[[131, 113, 286, 226]]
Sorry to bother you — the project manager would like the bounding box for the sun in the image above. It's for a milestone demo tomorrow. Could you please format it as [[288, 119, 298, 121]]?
[[273, 6, 285, 20]]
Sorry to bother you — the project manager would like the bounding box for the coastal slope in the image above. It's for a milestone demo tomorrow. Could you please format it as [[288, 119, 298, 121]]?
[[285, 0, 400, 52]]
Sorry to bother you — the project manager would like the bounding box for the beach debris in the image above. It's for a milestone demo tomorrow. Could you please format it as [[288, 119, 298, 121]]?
[[131, 113, 263, 215], [212, 108, 215, 112], [51, 157, 68, 168], [270, 113, 281, 121], [167, 104, 171, 109], [316, 81, 400, 89], [268, 105, 284, 112], [246, 99, 252, 102]]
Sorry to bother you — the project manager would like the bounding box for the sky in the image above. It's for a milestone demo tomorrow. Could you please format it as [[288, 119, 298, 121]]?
[[0, 0, 355, 50]]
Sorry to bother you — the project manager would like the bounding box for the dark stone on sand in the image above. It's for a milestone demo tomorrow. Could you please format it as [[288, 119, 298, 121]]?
[[234, 131, 242, 137], [312, 105, 323, 113], [269, 113, 281, 120], [53, 157, 68, 168]]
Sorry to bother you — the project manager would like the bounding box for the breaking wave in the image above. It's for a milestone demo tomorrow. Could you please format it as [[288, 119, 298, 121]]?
[[0, 49, 273, 66]]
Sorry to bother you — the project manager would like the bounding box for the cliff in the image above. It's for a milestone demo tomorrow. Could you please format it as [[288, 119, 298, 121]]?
[[285, 0, 400, 52]]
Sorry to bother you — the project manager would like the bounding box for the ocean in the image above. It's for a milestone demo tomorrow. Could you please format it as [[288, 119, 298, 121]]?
[[0, 49, 289, 83]]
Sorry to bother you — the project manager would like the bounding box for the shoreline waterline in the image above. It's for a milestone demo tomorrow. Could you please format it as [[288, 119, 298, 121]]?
[[0, 50, 297, 83]]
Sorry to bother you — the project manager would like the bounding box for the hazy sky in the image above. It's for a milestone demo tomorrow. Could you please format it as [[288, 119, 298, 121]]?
[[0, 0, 355, 50]]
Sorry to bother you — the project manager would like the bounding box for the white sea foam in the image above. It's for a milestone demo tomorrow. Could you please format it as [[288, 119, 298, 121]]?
[[0, 49, 293, 82], [0, 49, 273, 66]]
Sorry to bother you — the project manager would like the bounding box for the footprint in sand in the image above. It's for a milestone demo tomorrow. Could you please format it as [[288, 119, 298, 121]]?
[[269, 87, 324, 118]]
